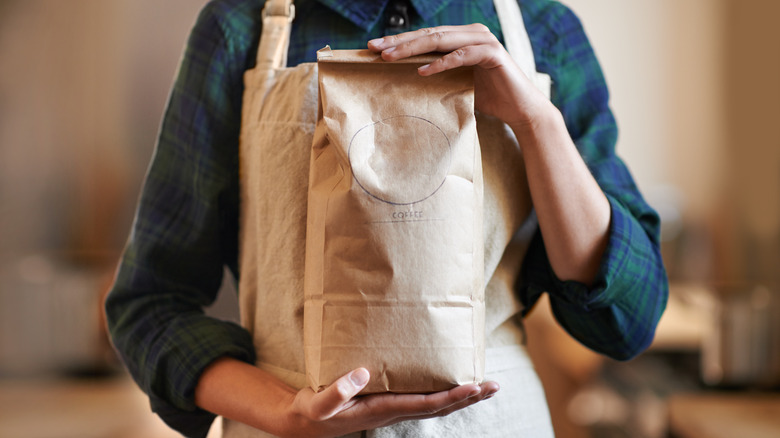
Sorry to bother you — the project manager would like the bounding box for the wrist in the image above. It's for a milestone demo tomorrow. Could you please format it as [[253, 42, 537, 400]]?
[[509, 100, 566, 154], [195, 357, 303, 436], [278, 396, 312, 438]]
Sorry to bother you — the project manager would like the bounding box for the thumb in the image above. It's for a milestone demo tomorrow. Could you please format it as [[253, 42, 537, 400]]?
[[308, 368, 370, 420]]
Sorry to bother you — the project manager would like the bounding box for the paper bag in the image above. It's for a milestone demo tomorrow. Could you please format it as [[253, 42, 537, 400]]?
[[304, 47, 485, 394]]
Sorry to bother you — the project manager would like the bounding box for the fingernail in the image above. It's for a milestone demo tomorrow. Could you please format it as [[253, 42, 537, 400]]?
[[369, 38, 384, 47], [418, 64, 430, 74], [350, 368, 369, 387], [383, 46, 396, 54], [467, 386, 481, 397]]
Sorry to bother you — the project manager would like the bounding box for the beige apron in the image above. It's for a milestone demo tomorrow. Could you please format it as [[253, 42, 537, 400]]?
[[228, 0, 554, 436]]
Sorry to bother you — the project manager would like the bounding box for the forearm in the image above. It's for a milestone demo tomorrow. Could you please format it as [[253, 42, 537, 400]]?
[[195, 357, 298, 437], [510, 104, 611, 286]]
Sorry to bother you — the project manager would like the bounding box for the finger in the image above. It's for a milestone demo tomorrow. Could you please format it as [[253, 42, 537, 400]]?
[[368, 24, 492, 52], [400, 381, 501, 422], [306, 368, 370, 421], [414, 381, 499, 417], [362, 382, 482, 420], [376, 30, 499, 63], [417, 44, 507, 76]]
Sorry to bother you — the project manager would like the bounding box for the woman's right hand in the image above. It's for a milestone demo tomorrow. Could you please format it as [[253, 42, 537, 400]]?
[[195, 358, 499, 438], [286, 367, 498, 438]]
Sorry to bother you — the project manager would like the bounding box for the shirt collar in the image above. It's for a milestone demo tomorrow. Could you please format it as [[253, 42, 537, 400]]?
[[317, 0, 455, 32]]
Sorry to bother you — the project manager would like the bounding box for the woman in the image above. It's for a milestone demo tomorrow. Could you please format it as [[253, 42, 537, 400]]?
[[105, 0, 667, 436]]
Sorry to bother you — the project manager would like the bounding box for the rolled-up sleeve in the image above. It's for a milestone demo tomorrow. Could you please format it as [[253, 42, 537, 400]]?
[[518, 2, 668, 361]]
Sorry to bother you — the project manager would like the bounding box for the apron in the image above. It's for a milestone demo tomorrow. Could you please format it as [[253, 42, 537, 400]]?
[[227, 0, 555, 436]]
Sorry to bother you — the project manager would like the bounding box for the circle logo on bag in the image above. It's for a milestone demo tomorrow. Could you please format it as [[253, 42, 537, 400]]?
[[348, 115, 452, 205]]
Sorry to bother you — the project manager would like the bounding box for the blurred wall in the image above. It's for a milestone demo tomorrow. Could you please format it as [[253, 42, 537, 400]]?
[[0, 0, 209, 375], [567, 0, 780, 285], [0, 0, 208, 264], [565, 0, 728, 224]]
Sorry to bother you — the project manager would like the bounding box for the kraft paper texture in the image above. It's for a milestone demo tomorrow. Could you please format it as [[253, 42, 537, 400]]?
[[303, 48, 485, 394]]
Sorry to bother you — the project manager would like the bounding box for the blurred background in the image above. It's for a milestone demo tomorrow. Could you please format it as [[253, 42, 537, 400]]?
[[0, 0, 778, 437]]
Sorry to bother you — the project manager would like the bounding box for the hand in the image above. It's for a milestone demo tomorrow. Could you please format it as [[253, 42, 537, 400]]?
[[368, 24, 552, 133], [368, 25, 611, 285], [196, 359, 499, 438], [285, 368, 500, 438]]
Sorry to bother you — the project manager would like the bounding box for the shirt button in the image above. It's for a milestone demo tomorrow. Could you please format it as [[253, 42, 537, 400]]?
[[388, 13, 406, 28]]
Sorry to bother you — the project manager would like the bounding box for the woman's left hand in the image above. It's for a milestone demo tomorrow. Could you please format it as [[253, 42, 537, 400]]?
[[370, 24, 612, 287], [368, 24, 550, 133]]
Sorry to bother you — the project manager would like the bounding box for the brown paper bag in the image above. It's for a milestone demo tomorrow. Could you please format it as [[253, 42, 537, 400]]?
[[304, 47, 484, 394]]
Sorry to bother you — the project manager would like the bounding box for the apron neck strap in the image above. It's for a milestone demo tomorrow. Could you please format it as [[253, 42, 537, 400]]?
[[256, 0, 295, 70], [493, 0, 536, 79]]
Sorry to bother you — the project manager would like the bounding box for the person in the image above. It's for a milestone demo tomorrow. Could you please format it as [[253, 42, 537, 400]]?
[[105, 0, 668, 437]]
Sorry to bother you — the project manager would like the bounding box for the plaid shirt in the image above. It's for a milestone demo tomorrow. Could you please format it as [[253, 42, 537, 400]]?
[[105, 0, 668, 436]]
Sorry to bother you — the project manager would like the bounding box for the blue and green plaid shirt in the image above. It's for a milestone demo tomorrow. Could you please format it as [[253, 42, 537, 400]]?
[[105, 0, 668, 436]]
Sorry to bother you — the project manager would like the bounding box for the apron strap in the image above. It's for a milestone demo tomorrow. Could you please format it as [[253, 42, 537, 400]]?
[[256, 0, 295, 70], [493, 0, 535, 78], [493, 0, 551, 98]]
